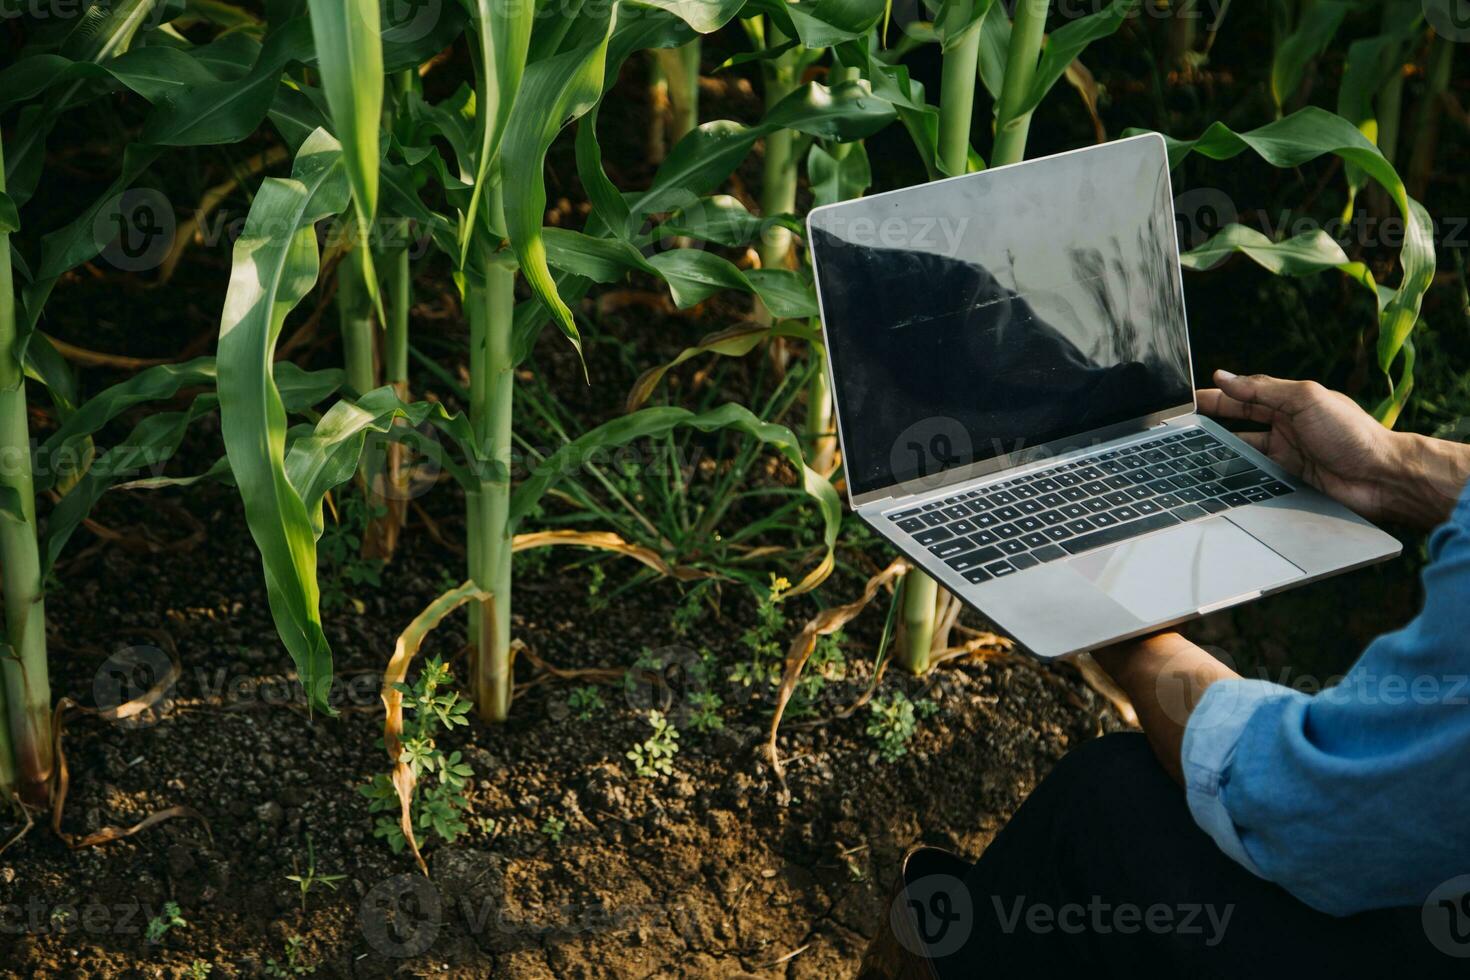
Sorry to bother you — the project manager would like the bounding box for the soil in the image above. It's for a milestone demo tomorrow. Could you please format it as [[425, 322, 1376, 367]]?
[[3, 13, 1465, 980]]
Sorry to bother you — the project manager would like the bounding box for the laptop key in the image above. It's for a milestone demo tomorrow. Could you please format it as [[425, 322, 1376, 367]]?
[[1030, 544, 1066, 562], [942, 504, 972, 520], [891, 507, 923, 520], [999, 540, 1027, 556], [984, 559, 1018, 578], [1021, 532, 1050, 549], [1044, 525, 1074, 541], [921, 512, 948, 527], [1244, 487, 1272, 502], [1009, 553, 1040, 571], [1175, 487, 1207, 503], [994, 505, 1022, 521], [1135, 499, 1162, 515], [1220, 492, 1251, 507], [987, 490, 1018, 506], [1090, 511, 1119, 527], [994, 523, 1023, 539], [1199, 498, 1229, 514], [1219, 470, 1273, 491], [1081, 481, 1108, 495], [1145, 479, 1175, 494], [1154, 493, 1183, 509], [973, 512, 1000, 528], [1065, 518, 1094, 534], [930, 539, 973, 559], [1111, 505, 1140, 522], [898, 518, 926, 533], [1015, 516, 1044, 533], [1060, 503, 1088, 519], [962, 566, 993, 584], [1265, 481, 1294, 495], [1082, 498, 1111, 513], [1038, 492, 1066, 507], [1061, 511, 1181, 555], [1205, 460, 1255, 481], [1038, 509, 1066, 525], [968, 530, 999, 547], [915, 527, 954, 545], [1169, 503, 1209, 522], [1126, 485, 1154, 501], [1103, 490, 1131, 506], [1198, 481, 1228, 497], [948, 546, 1001, 571], [1145, 462, 1178, 478], [1017, 499, 1044, 514]]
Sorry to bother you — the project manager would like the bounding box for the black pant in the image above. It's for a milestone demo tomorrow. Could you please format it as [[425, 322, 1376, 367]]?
[[907, 733, 1461, 979]]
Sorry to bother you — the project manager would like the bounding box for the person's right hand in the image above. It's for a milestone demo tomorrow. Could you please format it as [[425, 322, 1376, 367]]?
[[1196, 370, 1412, 524]]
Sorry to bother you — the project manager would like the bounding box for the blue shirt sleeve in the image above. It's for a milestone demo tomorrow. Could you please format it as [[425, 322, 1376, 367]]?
[[1181, 487, 1470, 916]]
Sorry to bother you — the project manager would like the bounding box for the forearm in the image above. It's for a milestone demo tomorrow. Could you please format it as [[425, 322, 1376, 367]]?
[[1092, 633, 1240, 784], [1384, 432, 1470, 530]]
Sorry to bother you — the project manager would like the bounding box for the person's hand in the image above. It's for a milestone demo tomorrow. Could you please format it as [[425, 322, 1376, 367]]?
[[1197, 370, 1468, 529]]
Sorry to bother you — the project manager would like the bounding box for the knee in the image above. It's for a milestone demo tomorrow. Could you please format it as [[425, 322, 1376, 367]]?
[[1026, 732, 1167, 818]]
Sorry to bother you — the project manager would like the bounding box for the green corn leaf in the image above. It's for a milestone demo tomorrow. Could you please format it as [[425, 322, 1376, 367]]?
[[1018, 0, 1132, 116], [835, 37, 940, 178], [141, 18, 315, 147], [628, 78, 896, 217], [747, 0, 886, 47], [1181, 225, 1394, 309], [808, 141, 872, 207], [35, 356, 218, 493], [500, 2, 619, 356], [217, 127, 351, 712], [508, 402, 842, 593], [539, 228, 816, 318], [660, 194, 802, 247], [934, 0, 994, 52], [1271, 0, 1351, 112], [458, 0, 533, 269], [305, 0, 383, 301], [41, 396, 219, 573], [637, 0, 746, 33], [626, 320, 821, 411], [1137, 108, 1435, 425]]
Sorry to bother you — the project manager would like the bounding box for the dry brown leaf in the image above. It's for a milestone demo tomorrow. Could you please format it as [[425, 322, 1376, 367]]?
[[766, 557, 911, 788], [512, 529, 714, 582], [381, 581, 490, 876], [49, 639, 212, 850]]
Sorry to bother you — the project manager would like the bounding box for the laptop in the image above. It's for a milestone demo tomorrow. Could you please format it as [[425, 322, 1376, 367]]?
[[805, 133, 1401, 659]]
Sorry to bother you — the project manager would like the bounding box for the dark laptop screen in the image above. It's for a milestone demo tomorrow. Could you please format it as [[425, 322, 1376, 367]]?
[[808, 135, 1192, 500]]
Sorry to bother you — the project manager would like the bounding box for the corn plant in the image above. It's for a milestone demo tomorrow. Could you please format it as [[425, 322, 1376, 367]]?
[[216, 0, 871, 726]]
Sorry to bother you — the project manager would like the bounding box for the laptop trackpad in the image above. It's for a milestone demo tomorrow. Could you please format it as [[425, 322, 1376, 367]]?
[[1069, 517, 1303, 622]]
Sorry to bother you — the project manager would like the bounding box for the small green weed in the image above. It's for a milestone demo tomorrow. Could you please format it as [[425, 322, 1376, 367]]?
[[359, 657, 475, 852], [627, 709, 680, 778]]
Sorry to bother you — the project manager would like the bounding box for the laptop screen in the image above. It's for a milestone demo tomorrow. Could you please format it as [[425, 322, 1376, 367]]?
[[808, 135, 1193, 501]]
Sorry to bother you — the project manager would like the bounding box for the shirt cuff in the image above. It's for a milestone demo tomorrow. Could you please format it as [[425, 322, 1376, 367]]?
[[1181, 678, 1298, 879]]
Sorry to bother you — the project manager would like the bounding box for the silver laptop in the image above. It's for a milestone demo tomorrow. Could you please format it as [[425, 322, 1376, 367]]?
[[806, 133, 1401, 659]]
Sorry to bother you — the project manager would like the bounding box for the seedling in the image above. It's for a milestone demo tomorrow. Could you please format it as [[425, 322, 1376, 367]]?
[[264, 934, 314, 977], [627, 710, 680, 778], [145, 901, 187, 944], [360, 657, 475, 852], [540, 815, 567, 844], [867, 692, 937, 763], [188, 962, 213, 979], [285, 836, 348, 913], [567, 686, 606, 721]]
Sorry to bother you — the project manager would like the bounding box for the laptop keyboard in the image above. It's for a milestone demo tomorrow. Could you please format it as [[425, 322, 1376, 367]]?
[[885, 428, 1294, 584]]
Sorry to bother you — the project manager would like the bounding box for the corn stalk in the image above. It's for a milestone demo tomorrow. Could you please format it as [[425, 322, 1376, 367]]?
[[0, 140, 52, 807]]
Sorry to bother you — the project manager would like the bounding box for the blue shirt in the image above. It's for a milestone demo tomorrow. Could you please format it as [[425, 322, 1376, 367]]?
[[1183, 483, 1470, 916]]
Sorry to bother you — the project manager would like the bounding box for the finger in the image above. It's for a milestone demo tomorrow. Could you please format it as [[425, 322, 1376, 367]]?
[[1238, 429, 1305, 474], [1213, 370, 1322, 416], [1196, 387, 1273, 424]]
